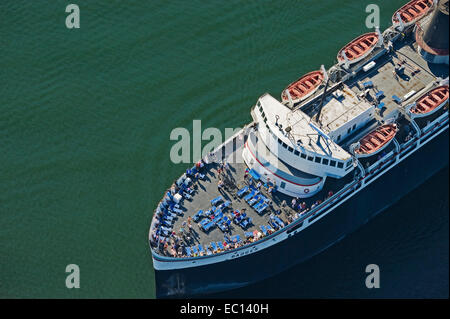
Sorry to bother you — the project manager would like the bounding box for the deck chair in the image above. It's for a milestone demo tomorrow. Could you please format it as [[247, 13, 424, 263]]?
[[191, 246, 199, 255], [185, 247, 192, 257], [211, 196, 223, 206], [248, 195, 261, 206], [210, 242, 218, 253], [392, 94, 402, 104], [198, 244, 205, 255], [243, 190, 256, 201], [260, 225, 268, 236], [257, 203, 269, 214], [192, 210, 203, 222], [237, 186, 249, 197], [202, 221, 215, 232]]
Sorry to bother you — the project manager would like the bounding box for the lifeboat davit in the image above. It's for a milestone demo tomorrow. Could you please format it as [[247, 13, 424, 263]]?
[[392, 0, 434, 27], [354, 124, 398, 158], [281, 70, 324, 103], [337, 32, 379, 65], [410, 85, 449, 117]]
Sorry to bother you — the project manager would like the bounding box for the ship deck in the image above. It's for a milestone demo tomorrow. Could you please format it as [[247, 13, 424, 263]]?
[[157, 134, 349, 257]]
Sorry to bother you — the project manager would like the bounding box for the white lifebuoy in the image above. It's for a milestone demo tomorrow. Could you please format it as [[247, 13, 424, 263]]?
[[304, 188, 310, 194]]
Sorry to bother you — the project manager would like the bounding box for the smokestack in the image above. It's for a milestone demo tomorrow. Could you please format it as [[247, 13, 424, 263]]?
[[416, 0, 449, 64]]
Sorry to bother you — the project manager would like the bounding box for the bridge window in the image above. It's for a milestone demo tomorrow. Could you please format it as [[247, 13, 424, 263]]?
[[337, 162, 344, 168], [294, 150, 300, 156], [301, 153, 307, 159], [315, 157, 321, 163], [280, 181, 286, 189], [330, 160, 336, 167], [282, 142, 288, 149], [307, 156, 314, 161], [288, 146, 293, 152], [323, 158, 329, 165]]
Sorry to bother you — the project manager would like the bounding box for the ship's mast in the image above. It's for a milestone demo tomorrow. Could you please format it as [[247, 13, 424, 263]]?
[[314, 65, 330, 126]]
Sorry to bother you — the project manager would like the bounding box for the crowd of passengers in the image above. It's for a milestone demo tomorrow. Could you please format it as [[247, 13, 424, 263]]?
[[150, 156, 337, 258]]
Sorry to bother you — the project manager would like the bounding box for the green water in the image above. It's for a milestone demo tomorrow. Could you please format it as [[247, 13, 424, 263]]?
[[1, 0, 411, 298]]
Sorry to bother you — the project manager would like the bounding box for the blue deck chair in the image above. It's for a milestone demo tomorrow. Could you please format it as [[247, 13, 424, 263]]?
[[235, 235, 241, 243], [237, 186, 249, 197], [218, 241, 225, 251], [240, 217, 252, 229], [210, 242, 218, 253], [253, 199, 265, 209], [224, 235, 232, 244], [275, 216, 285, 227], [172, 207, 183, 216], [200, 218, 210, 227], [185, 247, 192, 257], [191, 246, 198, 255], [219, 219, 231, 232], [161, 220, 172, 227], [376, 102, 385, 111], [203, 221, 215, 232], [245, 232, 254, 239], [375, 90, 384, 100], [363, 80, 373, 88], [243, 190, 256, 201], [218, 222, 228, 232], [219, 201, 231, 210], [214, 209, 223, 218], [192, 210, 203, 222], [211, 196, 223, 206], [198, 244, 204, 255], [257, 203, 269, 214], [392, 94, 402, 104], [248, 195, 261, 206], [161, 225, 172, 232], [269, 219, 279, 230], [182, 192, 192, 200], [260, 225, 268, 236], [213, 215, 223, 225]]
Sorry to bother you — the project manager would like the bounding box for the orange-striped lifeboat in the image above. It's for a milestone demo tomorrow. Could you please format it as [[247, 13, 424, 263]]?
[[281, 70, 324, 103], [354, 124, 398, 158], [392, 0, 434, 27], [337, 32, 379, 65], [409, 85, 449, 117]]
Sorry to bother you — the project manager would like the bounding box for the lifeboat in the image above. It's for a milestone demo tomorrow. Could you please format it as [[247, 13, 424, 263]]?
[[410, 85, 449, 117], [337, 32, 379, 65], [281, 70, 324, 103], [392, 0, 434, 27], [354, 123, 398, 158]]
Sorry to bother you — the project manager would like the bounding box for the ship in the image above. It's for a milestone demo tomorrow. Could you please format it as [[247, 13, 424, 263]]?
[[149, 0, 449, 298]]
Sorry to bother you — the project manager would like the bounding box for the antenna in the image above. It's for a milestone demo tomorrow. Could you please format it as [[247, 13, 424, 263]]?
[[375, 26, 384, 47], [314, 66, 331, 126], [285, 89, 294, 107], [396, 12, 405, 31]]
